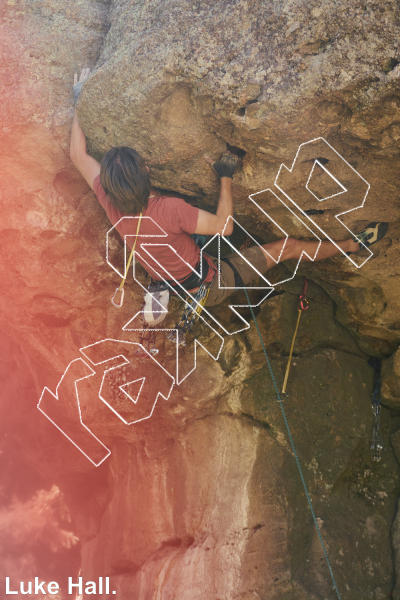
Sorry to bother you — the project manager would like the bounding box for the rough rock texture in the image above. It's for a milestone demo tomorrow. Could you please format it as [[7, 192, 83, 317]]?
[[1, 0, 400, 599], [382, 349, 400, 406]]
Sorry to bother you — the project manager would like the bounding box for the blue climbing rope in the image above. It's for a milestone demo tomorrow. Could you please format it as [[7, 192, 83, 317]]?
[[244, 288, 342, 599]]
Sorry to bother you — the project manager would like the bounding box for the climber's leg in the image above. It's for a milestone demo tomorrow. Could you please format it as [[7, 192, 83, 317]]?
[[260, 221, 389, 263], [205, 237, 357, 306], [205, 222, 388, 306], [261, 236, 359, 264]]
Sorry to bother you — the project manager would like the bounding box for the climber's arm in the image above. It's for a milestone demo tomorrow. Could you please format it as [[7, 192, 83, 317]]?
[[69, 67, 100, 190], [194, 178, 234, 236], [70, 108, 100, 190], [194, 152, 238, 236]]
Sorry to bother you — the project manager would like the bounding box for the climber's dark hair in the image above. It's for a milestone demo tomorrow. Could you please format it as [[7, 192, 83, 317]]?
[[100, 147, 151, 214]]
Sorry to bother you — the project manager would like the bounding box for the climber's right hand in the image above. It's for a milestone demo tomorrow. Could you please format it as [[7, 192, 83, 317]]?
[[73, 68, 91, 105], [204, 151, 238, 179]]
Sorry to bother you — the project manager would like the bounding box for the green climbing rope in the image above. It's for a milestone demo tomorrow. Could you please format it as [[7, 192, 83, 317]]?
[[244, 288, 342, 599]]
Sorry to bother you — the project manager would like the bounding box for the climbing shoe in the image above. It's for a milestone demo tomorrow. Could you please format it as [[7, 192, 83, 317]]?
[[348, 222, 388, 253]]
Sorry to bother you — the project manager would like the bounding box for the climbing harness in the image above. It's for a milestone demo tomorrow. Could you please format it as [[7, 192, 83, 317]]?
[[164, 250, 218, 347], [368, 357, 384, 462], [281, 277, 309, 396], [170, 253, 214, 292], [221, 256, 244, 288], [165, 250, 249, 347], [243, 286, 342, 599], [165, 253, 284, 347], [111, 213, 143, 308]]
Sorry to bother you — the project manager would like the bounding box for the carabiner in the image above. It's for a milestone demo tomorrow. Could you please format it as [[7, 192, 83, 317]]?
[[299, 295, 309, 311], [111, 287, 124, 308]]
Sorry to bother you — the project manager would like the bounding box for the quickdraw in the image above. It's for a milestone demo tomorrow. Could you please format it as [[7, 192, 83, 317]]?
[[281, 277, 309, 396], [166, 282, 212, 347], [368, 357, 384, 462]]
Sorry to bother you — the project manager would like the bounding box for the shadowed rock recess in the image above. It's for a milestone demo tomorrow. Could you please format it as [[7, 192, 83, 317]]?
[[1, 0, 400, 598]]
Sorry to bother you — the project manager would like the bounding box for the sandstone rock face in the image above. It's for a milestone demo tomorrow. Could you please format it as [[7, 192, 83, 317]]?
[[1, 0, 400, 599]]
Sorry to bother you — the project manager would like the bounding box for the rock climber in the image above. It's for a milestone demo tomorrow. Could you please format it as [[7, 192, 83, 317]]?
[[70, 68, 389, 308]]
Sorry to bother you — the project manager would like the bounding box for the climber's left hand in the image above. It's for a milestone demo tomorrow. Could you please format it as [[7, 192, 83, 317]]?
[[73, 68, 91, 105]]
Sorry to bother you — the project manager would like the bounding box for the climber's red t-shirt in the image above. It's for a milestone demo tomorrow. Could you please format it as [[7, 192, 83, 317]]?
[[93, 175, 207, 283]]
